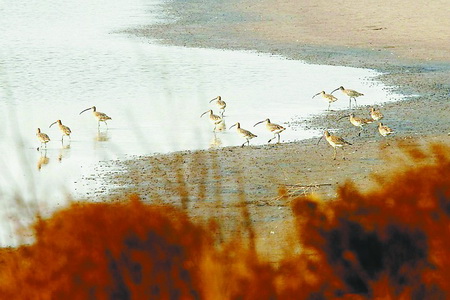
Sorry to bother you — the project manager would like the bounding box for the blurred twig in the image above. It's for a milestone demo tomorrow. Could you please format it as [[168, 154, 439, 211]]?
[[276, 183, 332, 199]]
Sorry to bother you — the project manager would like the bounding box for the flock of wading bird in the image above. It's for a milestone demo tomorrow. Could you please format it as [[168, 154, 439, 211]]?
[[201, 86, 395, 160], [316, 86, 394, 159], [35, 106, 111, 151], [201, 96, 286, 148], [36, 86, 394, 160]]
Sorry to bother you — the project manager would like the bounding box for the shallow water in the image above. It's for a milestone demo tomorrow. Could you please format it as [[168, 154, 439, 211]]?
[[0, 0, 402, 244]]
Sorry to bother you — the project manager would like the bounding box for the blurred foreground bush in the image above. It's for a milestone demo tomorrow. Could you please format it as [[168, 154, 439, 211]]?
[[1, 144, 449, 299]]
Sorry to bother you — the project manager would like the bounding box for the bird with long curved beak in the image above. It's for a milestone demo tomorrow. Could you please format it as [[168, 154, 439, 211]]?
[[200, 109, 223, 132], [337, 113, 373, 136], [312, 91, 338, 110], [36, 128, 50, 151], [330, 86, 364, 109], [317, 130, 352, 160], [229, 122, 257, 147], [209, 96, 226, 117], [79, 106, 111, 128], [254, 118, 285, 144], [49, 119, 71, 142]]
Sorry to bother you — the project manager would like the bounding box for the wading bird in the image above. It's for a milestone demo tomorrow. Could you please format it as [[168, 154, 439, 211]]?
[[200, 109, 223, 132], [229, 122, 257, 147], [338, 113, 373, 136], [254, 118, 285, 144], [36, 128, 50, 151], [79, 106, 111, 128], [331, 86, 364, 109], [378, 122, 394, 145], [317, 130, 352, 160], [378, 122, 394, 137], [49, 120, 71, 142], [312, 91, 338, 110], [370, 107, 384, 121], [209, 96, 226, 116]]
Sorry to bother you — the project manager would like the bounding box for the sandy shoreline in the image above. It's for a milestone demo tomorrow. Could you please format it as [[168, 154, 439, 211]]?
[[86, 0, 450, 260]]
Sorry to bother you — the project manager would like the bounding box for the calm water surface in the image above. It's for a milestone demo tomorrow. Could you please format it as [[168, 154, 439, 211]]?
[[0, 0, 402, 244]]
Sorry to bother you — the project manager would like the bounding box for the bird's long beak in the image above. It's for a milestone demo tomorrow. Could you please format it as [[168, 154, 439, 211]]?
[[312, 92, 320, 99], [200, 110, 209, 118], [49, 121, 57, 128], [337, 115, 349, 121], [229, 124, 237, 130], [316, 135, 323, 145], [209, 97, 218, 103], [253, 120, 264, 127], [330, 87, 339, 94], [79, 107, 92, 115]]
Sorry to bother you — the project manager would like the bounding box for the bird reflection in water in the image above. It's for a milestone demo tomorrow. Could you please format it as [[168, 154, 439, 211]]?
[[37, 151, 50, 171], [209, 132, 222, 149], [58, 143, 71, 163], [95, 129, 110, 142]]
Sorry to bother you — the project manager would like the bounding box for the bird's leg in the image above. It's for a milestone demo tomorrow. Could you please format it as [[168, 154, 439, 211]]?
[[327, 103, 331, 110], [268, 133, 277, 144], [349, 98, 352, 109], [333, 147, 337, 160], [277, 133, 280, 143], [353, 97, 358, 108], [358, 127, 363, 136]]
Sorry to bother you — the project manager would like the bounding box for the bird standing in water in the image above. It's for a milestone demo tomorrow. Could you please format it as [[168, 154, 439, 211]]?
[[49, 119, 71, 142], [79, 106, 112, 128], [36, 128, 50, 151], [209, 96, 227, 117], [331, 86, 364, 109], [200, 109, 223, 132]]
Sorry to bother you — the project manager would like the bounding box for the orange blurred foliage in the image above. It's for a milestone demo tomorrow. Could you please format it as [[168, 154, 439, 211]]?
[[1, 144, 449, 299], [286, 143, 450, 299]]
